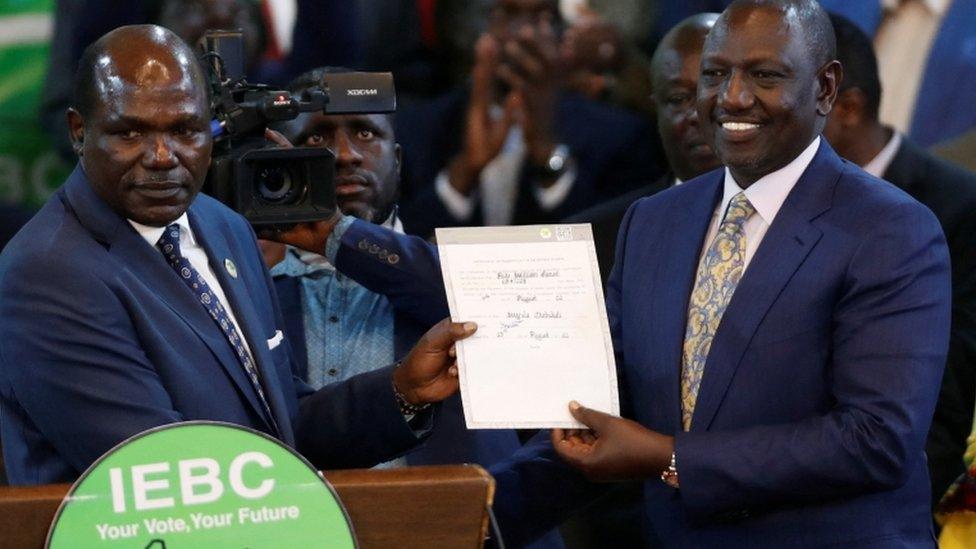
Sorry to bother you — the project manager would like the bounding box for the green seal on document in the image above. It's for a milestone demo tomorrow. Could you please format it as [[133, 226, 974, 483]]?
[[47, 422, 357, 548]]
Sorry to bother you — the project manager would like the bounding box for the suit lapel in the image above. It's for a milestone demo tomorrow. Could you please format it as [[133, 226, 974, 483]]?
[[647, 173, 723, 433], [189, 208, 291, 438], [64, 168, 278, 434], [690, 143, 840, 431]]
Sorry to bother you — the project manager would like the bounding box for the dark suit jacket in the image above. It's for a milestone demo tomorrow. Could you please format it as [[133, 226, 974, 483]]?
[[397, 89, 663, 238], [491, 142, 951, 547], [563, 175, 672, 285], [0, 166, 422, 485], [882, 138, 976, 505], [0, 203, 32, 252]]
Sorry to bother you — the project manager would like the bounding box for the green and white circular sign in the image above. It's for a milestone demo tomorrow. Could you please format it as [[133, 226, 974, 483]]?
[[47, 422, 357, 548]]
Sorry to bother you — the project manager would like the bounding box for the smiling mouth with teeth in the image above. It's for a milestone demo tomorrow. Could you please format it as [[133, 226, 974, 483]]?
[[722, 122, 761, 131]]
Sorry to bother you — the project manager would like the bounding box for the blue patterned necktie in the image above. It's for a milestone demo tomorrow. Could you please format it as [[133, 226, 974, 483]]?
[[157, 224, 279, 434], [681, 192, 756, 431]]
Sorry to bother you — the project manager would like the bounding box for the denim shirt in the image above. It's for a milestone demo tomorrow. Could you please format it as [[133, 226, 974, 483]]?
[[270, 215, 410, 468], [270, 216, 401, 388]]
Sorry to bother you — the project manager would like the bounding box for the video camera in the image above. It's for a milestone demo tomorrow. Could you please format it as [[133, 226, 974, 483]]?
[[200, 30, 396, 226]]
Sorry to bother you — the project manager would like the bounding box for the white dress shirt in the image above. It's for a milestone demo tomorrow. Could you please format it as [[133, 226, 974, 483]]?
[[875, 0, 951, 133], [129, 213, 254, 361], [701, 137, 821, 272], [862, 132, 903, 178]]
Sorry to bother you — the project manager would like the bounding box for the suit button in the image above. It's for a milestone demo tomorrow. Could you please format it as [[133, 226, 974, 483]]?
[[369, 244, 380, 254], [358, 239, 369, 250], [387, 253, 400, 264], [329, 315, 339, 323], [378, 249, 389, 260], [328, 368, 338, 376]]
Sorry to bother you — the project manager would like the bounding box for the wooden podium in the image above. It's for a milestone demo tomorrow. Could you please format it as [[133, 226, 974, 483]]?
[[0, 465, 495, 548]]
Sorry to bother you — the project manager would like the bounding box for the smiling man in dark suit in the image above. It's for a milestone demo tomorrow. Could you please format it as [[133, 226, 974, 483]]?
[[256, 3, 952, 545], [0, 25, 475, 486], [489, 1, 951, 546], [822, 13, 976, 509]]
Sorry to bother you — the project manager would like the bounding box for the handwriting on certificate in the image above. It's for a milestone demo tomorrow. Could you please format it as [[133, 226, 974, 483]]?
[[459, 261, 583, 344], [437, 225, 619, 429]]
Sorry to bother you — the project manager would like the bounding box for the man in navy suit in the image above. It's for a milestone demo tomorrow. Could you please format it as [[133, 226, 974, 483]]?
[[488, 1, 951, 546], [0, 25, 475, 486], [267, 3, 950, 544]]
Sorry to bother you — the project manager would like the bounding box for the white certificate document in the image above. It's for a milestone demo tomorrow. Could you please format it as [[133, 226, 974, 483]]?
[[436, 224, 619, 429]]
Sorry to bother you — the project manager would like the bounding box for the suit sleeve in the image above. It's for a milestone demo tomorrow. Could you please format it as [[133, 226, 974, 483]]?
[[240, 218, 426, 469], [0, 259, 183, 477], [674, 201, 952, 517], [333, 219, 450, 328]]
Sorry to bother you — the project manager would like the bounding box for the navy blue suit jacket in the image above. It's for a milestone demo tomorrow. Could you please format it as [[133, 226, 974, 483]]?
[[0, 167, 422, 485], [490, 142, 952, 547]]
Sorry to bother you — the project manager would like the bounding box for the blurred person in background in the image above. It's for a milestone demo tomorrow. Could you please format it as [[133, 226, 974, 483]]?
[[566, 13, 722, 285], [818, 0, 976, 147], [396, 0, 661, 239]]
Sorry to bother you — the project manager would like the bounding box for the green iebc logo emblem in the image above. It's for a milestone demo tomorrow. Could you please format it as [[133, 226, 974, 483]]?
[[47, 422, 357, 548]]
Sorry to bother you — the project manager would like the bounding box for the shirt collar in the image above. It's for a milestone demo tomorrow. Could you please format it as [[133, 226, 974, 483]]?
[[862, 132, 903, 178], [721, 136, 821, 226], [128, 212, 194, 249]]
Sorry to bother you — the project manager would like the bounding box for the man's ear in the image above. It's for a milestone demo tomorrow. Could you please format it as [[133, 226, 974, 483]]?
[[67, 108, 85, 156], [833, 88, 867, 128], [816, 60, 843, 116]]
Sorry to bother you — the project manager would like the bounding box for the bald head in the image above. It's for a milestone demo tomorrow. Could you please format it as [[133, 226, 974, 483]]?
[[67, 24, 214, 227], [649, 13, 722, 181], [697, 0, 841, 185], [716, 0, 835, 68], [651, 13, 719, 83], [73, 25, 207, 118]]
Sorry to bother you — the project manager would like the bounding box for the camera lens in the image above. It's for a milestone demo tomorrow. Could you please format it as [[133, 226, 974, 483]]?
[[256, 165, 303, 204]]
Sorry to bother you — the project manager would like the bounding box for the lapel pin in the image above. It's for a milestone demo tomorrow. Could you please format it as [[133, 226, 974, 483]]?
[[225, 258, 238, 279]]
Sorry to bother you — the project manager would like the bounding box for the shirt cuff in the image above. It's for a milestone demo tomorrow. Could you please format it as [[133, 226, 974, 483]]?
[[325, 214, 356, 264], [532, 164, 577, 211], [435, 170, 477, 220]]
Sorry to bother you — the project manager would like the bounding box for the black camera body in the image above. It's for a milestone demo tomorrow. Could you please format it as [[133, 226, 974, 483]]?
[[200, 30, 396, 226]]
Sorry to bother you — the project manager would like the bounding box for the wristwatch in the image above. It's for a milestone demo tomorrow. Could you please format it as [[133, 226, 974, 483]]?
[[392, 361, 431, 416], [528, 144, 571, 179], [660, 451, 679, 488]]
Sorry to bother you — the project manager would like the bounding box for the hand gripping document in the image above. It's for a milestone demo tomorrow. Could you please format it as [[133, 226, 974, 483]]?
[[437, 224, 619, 429]]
